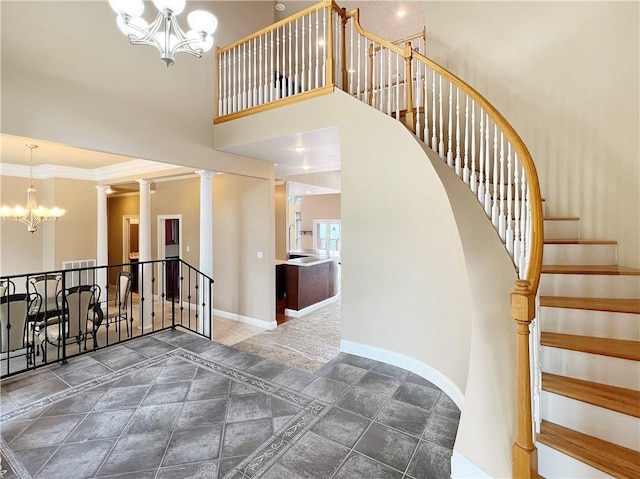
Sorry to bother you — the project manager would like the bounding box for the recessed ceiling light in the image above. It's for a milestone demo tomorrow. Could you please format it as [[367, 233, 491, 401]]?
[[293, 146, 307, 152], [396, 8, 407, 17], [275, 3, 285, 12], [318, 39, 325, 46], [306, 190, 311, 194], [302, 165, 310, 170]]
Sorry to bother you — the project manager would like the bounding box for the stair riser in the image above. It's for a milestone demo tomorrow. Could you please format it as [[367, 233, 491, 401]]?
[[544, 220, 580, 240], [536, 442, 616, 479], [543, 243, 617, 266], [540, 392, 640, 451], [541, 346, 640, 391], [539, 307, 640, 341], [540, 273, 640, 298]]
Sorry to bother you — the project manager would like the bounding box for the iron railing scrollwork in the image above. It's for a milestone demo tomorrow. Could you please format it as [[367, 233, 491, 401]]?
[[0, 259, 214, 379]]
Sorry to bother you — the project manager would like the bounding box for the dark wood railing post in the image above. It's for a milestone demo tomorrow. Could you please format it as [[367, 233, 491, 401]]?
[[403, 42, 415, 133], [511, 279, 538, 478], [341, 8, 348, 89]]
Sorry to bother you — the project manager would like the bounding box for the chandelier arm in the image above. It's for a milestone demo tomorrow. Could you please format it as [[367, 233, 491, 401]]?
[[123, 15, 163, 51]]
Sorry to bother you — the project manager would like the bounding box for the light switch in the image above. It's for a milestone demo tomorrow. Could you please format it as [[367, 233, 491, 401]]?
[[257, 251, 263, 259], [186, 246, 190, 252]]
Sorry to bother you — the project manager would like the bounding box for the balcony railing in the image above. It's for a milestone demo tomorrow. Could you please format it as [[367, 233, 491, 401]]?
[[0, 259, 214, 378]]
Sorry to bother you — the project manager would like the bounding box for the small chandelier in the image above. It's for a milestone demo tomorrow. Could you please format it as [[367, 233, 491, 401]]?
[[108, 0, 218, 67], [0, 144, 65, 233]]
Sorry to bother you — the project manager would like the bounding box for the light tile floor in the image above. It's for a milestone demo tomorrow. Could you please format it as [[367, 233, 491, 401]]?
[[1, 330, 459, 479]]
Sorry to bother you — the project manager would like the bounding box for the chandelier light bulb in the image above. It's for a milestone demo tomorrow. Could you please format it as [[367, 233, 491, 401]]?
[[187, 10, 218, 35], [152, 0, 186, 15], [108, 0, 144, 18]]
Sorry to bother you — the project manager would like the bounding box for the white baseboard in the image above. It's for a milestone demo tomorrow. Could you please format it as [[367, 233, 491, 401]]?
[[213, 308, 277, 330], [284, 294, 340, 318], [339, 339, 464, 409], [451, 451, 493, 479]]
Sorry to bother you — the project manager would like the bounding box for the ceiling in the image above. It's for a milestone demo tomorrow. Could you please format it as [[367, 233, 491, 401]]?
[[1, 1, 423, 194]]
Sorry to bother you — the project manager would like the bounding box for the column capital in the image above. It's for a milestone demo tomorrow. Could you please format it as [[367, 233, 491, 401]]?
[[196, 170, 216, 179], [96, 185, 110, 193], [136, 178, 150, 187]]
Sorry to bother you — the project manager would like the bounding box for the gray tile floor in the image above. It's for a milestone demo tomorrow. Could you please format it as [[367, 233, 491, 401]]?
[[1, 330, 460, 479]]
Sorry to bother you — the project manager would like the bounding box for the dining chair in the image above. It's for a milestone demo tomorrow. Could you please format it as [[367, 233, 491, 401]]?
[[103, 271, 133, 337], [0, 293, 38, 367], [38, 285, 100, 360], [28, 274, 62, 320]]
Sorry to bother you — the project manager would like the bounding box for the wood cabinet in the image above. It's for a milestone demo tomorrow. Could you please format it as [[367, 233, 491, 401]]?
[[285, 258, 338, 311]]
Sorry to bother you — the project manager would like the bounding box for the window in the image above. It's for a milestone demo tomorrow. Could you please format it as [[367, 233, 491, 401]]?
[[313, 220, 341, 252]]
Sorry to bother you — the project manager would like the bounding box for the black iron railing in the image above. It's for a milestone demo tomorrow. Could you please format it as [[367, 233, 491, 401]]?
[[0, 259, 214, 378]]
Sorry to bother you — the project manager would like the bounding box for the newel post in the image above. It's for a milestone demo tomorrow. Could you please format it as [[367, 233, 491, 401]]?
[[325, 0, 334, 87], [511, 279, 538, 479], [340, 8, 348, 89], [403, 42, 416, 133]]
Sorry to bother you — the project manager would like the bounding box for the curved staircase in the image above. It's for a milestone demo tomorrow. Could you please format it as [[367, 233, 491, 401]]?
[[537, 216, 640, 478]]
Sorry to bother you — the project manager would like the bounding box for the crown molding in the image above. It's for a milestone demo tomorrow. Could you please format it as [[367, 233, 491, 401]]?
[[0, 159, 182, 182]]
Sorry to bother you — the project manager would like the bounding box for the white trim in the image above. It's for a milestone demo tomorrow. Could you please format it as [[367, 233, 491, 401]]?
[[284, 294, 340, 318], [339, 339, 465, 409], [0, 159, 180, 181], [122, 215, 140, 265], [451, 451, 493, 479], [213, 308, 277, 330]]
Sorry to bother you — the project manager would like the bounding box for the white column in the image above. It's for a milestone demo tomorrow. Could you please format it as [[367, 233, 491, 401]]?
[[137, 179, 153, 330], [95, 185, 109, 295], [197, 170, 214, 336]]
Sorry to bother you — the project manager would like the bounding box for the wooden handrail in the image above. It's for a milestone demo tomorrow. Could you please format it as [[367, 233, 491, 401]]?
[[217, 0, 330, 55]]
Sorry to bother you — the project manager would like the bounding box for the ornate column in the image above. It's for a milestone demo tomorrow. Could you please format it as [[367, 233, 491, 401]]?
[[197, 170, 214, 336], [95, 185, 109, 294], [137, 179, 153, 330]]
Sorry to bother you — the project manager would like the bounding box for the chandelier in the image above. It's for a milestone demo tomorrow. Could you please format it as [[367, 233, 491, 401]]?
[[108, 0, 218, 67], [0, 144, 65, 233]]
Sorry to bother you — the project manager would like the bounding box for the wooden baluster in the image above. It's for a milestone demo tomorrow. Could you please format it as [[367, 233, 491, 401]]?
[[314, 10, 320, 88], [506, 142, 514, 257], [369, 43, 375, 106], [308, 13, 313, 91], [258, 36, 263, 105], [217, 52, 222, 116], [322, 6, 327, 87], [438, 76, 444, 158], [432, 71, 437, 151], [499, 133, 506, 239], [423, 64, 429, 144], [484, 114, 492, 215], [463, 95, 470, 184], [232, 47, 237, 112], [520, 166, 528, 275], [288, 22, 293, 97], [387, 50, 392, 115], [252, 38, 257, 107], [491, 125, 499, 227], [379, 45, 384, 111], [478, 108, 485, 202], [276, 28, 281, 99], [242, 42, 247, 110], [269, 31, 274, 102], [283, 25, 288, 96], [524, 182, 532, 274], [513, 155, 522, 267], [295, 19, 300, 96], [455, 87, 461, 175], [447, 83, 453, 167], [301, 16, 306, 93], [511, 279, 539, 479], [357, 30, 362, 100], [349, 17, 354, 95], [470, 100, 477, 192], [415, 59, 421, 139], [396, 54, 401, 121]]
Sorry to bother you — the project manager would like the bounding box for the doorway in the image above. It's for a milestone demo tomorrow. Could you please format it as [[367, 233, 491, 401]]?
[[157, 215, 182, 303], [122, 216, 140, 292]]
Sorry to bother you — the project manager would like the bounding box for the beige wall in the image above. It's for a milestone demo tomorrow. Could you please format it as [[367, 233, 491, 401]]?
[[275, 184, 287, 260], [409, 1, 639, 266], [300, 194, 341, 249], [0, 176, 96, 275], [213, 174, 275, 325]]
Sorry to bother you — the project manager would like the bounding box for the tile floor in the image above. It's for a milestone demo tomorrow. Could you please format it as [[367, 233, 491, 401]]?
[[1, 330, 459, 479]]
